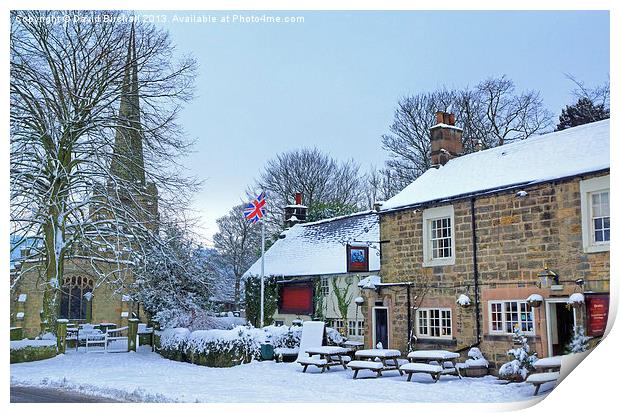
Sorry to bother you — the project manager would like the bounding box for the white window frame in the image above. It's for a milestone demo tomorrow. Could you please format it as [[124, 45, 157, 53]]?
[[487, 300, 536, 336], [580, 175, 610, 253], [416, 308, 453, 339], [422, 205, 456, 266]]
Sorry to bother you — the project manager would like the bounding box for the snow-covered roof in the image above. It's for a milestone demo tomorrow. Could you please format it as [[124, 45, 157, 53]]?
[[243, 211, 380, 278], [381, 120, 610, 212]]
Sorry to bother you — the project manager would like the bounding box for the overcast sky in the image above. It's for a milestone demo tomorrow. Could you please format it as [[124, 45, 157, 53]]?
[[157, 10, 609, 244]]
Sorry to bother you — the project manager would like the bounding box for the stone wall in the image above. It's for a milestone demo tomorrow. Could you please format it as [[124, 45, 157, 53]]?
[[10, 258, 137, 338], [365, 172, 610, 370]]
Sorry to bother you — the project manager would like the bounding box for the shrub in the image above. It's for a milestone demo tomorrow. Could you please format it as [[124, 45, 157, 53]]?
[[156, 324, 344, 367], [498, 327, 538, 381], [566, 326, 591, 354], [10, 340, 57, 364]]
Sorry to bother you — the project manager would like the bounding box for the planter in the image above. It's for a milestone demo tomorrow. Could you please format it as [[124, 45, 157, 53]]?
[[465, 366, 488, 377]]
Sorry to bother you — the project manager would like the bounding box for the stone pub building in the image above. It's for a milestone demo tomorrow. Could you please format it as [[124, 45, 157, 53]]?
[[361, 113, 610, 370]]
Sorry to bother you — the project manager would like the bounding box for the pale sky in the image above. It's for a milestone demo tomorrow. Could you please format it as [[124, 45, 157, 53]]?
[[156, 10, 609, 244]]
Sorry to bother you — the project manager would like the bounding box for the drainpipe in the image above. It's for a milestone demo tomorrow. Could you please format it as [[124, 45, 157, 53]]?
[[407, 283, 412, 351], [470, 197, 481, 344]]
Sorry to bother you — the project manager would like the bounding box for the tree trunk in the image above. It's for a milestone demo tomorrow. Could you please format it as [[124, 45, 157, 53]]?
[[40, 214, 65, 333]]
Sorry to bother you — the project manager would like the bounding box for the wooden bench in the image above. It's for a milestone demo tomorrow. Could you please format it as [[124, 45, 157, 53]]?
[[297, 356, 330, 373], [347, 360, 385, 379], [526, 371, 560, 396], [399, 362, 444, 382]]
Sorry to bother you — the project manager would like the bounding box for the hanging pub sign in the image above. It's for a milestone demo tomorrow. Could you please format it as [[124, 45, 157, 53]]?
[[347, 244, 369, 272], [585, 292, 609, 337]]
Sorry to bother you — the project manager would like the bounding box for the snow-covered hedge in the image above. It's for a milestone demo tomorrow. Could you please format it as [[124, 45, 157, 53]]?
[[155, 308, 246, 331], [10, 339, 57, 364], [156, 324, 343, 368]]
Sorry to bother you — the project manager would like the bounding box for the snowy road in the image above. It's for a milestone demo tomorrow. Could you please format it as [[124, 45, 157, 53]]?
[[11, 386, 118, 403], [10, 349, 553, 403]]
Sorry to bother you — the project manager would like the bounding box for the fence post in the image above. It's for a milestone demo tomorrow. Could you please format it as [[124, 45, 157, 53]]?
[[128, 318, 139, 352], [56, 319, 68, 354]]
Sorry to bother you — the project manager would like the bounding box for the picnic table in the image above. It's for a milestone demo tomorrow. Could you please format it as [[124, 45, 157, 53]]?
[[302, 346, 350, 372], [349, 349, 404, 378], [400, 350, 462, 382], [341, 340, 364, 350], [527, 356, 563, 395]]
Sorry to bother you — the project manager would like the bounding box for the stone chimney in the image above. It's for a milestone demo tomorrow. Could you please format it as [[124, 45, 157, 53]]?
[[430, 111, 463, 167], [284, 192, 308, 227]]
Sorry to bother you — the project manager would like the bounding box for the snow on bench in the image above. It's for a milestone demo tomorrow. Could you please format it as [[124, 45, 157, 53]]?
[[297, 356, 329, 373], [355, 349, 401, 358], [526, 372, 560, 396], [406, 350, 460, 360], [400, 362, 444, 382], [533, 356, 563, 370], [275, 347, 299, 355], [306, 346, 349, 355], [347, 360, 385, 379]]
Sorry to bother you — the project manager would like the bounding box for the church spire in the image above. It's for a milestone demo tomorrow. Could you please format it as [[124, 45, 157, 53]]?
[[110, 23, 145, 185]]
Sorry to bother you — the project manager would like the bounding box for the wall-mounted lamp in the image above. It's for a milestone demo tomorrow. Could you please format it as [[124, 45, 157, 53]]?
[[537, 266, 559, 288]]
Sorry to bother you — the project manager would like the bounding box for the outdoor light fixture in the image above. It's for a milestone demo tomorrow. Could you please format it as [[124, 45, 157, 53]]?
[[537, 266, 559, 288]]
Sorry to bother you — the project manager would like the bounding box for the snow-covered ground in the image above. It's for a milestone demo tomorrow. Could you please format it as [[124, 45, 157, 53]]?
[[10, 348, 553, 403]]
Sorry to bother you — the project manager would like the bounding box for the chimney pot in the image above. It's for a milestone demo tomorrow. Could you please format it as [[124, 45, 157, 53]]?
[[430, 112, 463, 166], [436, 111, 444, 124]]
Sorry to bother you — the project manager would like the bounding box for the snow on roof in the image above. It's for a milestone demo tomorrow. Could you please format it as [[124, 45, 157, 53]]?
[[381, 120, 610, 211], [243, 211, 379, 278]]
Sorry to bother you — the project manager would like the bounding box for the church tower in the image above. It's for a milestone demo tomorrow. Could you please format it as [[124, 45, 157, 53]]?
[[107, 23, 158, 232]]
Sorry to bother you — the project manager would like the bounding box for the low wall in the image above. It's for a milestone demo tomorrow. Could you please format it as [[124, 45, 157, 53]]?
[[10, 340, 57, 363]]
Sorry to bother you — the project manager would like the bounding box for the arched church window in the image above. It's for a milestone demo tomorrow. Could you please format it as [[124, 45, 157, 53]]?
[[59, 276, 93, 320]]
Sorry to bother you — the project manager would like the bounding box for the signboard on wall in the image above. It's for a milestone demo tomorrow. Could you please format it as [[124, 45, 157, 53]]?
[[585, 292, 609, 337], [278, 282, 314, 315], [347, 245, 369, 272]]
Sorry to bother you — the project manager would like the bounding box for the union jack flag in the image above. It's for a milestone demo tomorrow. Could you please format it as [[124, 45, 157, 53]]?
[[243, 192, 266, 223]]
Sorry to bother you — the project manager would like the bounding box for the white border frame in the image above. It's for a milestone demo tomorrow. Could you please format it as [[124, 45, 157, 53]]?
[[415, 307, 454, 339], [371, 306, 389, 348], [545, 297, 578, 356], [580, 174, 610, 253], [487, 300, 537, 336], [422, 204, 456, 267]]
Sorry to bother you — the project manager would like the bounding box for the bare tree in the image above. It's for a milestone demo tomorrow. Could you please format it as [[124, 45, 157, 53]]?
[[213, 204, 262, 310], [364, 165, 401, 209], [381, 76, 552, 190], [381, 89, 459, 188], [10, 10, 197, 331], [253, 147, 365, 229]]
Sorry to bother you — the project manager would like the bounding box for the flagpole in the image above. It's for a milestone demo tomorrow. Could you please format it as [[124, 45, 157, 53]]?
[[260, 216, 265, 328]]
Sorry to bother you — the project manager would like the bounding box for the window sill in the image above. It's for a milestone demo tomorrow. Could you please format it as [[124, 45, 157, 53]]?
[[422, 258, 455, 268], [416, 337, 457, 346], [584, 243, 610, 253]]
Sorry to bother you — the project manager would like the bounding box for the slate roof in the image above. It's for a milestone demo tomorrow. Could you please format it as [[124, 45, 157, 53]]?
[[243, 211, 380, 278]]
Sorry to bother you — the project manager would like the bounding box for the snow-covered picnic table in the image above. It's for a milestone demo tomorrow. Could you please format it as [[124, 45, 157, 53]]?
[[302, 346, 350, 372], [401, 350, 462, 382], [350, 349, 404, 378], [526, 356, 563, 395]]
